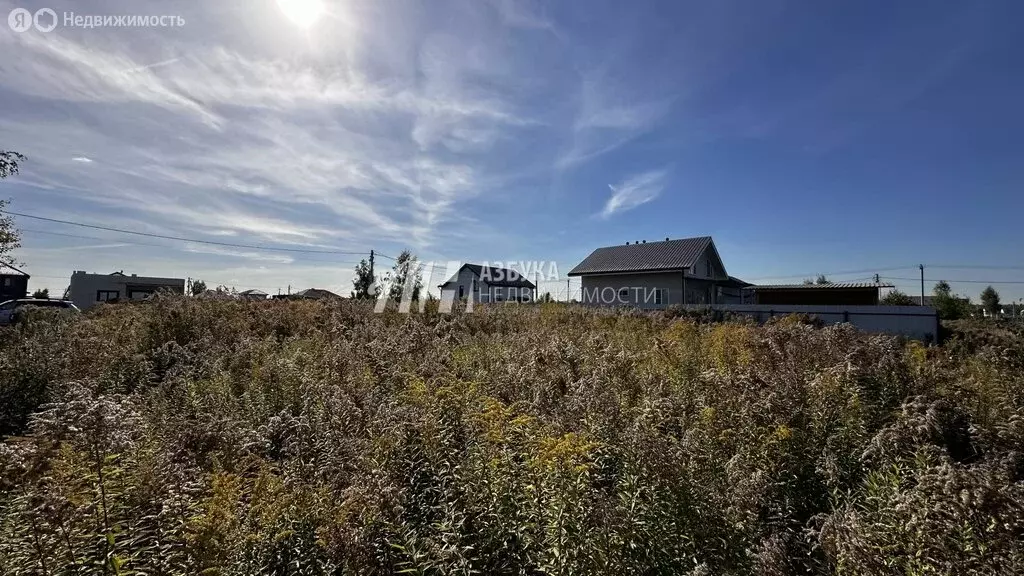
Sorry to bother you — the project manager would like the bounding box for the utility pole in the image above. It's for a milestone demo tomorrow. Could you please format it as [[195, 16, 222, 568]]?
[[535, 271, 539, 302], [919, 264, 925, 305], [187, 276, 191, 296], [369, 249, 376, 297], [566, 278, 570, 302], [874, 273, 880, 284]]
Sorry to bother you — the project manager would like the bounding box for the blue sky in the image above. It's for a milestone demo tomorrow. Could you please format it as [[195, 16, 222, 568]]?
[[2, 0, 1023, 302]]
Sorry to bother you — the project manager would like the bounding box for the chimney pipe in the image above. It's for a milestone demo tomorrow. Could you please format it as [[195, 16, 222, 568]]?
[[665, 237, 670, 241], [626, 241, 630, 245], [642, 240, 646, 243]]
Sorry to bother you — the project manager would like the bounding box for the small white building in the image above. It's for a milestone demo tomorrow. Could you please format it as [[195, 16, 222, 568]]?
[[438, 264, 536, 303], [68, 270, 185, 310]]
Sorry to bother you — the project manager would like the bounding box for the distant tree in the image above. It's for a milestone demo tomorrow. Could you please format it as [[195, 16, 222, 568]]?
[[802, 275, 831, 285], [0, 151, 25, 178], [31, 288, 48, 299], [980, 285, 1000, 316], [932, 280, 973, 320], [351, 259, 376, 299], [189, 279, 207, 296], [0, 154, 23, 264], [542, 292, 553, 303], [386, 250, 423, 302], [880, 289, 915, 306]]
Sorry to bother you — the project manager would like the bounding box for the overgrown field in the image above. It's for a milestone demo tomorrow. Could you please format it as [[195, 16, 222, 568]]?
[[1, 299, 1023, 575]]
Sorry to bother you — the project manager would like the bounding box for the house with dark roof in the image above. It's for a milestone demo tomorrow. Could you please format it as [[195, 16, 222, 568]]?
[[567, 236, 739, 307], [238, 289, 269, 301], [0, 262, 30, 302], [439, 264, 536, 303], [293, 288, 341, 300]]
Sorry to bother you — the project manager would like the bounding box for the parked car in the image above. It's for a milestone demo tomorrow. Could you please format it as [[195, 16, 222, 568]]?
[[0, 298, 80, 326]]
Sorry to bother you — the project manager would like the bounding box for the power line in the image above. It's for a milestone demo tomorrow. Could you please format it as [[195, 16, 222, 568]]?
[[22, 228, 170, 249], [21, 228, 364, 265], [4, 211, 369, 256], [926, 264, 1024, 271], [885, 276, 1024, 285], [744, 265, 916, 282]]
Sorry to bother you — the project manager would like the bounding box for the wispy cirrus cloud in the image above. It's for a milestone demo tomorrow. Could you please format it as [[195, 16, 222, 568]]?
[[0, 0, 684, 294], [600, 168, 670, 219], [556, 74, 673, 170], [0, 0, 553, 253]]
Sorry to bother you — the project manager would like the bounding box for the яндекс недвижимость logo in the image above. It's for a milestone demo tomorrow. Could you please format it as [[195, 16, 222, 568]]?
[[8, 7, 184, 32]]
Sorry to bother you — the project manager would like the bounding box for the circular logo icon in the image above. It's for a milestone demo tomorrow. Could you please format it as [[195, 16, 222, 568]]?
[[33, 8, 57, 32], [8, 7, 32, 32]]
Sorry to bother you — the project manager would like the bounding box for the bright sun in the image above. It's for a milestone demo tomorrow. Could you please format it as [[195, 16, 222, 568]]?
[[277, 0, 325, 28]]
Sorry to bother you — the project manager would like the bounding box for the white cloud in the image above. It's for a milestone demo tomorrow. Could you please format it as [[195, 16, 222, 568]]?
[[183, 243, 295, 265], [0, 0, 665, 289], [600, 169, 669, 219], [556, 74, 673, 170]]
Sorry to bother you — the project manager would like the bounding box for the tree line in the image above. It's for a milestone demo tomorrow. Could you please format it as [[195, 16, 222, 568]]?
[[882, 281, 1008, 319]]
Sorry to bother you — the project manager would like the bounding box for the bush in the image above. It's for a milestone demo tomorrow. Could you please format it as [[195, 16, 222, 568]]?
[[0, 296, 1022, 574]]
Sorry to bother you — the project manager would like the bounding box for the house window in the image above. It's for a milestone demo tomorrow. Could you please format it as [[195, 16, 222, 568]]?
[[128, 289, 154, 300], [96, 290, 119, 302], [706, 260, 712, 278], [618, 288, 629, 302], [508, 287, 518, 301], [654, 289, 663, 305], [3, 278, 10, 287], [494, 287, 503, 301], [472, 279, 479, 292], [459, 285, 464, 299]]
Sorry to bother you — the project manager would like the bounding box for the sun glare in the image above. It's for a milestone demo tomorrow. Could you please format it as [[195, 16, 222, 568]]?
[[277, 0, 325, 28]]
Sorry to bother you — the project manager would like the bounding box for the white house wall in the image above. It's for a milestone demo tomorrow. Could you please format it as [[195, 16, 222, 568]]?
[[440, 267, 534, 304]]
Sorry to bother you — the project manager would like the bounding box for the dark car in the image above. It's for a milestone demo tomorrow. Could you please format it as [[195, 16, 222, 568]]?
[[0, 298, 80, 326]]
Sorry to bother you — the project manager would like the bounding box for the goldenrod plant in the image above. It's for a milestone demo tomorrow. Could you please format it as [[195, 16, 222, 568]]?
[[1, 298, 1022, 574]]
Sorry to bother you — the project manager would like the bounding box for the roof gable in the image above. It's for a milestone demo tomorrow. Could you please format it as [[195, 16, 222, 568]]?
[[568, 236, 723, 276], [0, 261, 30, 277], [439, 264, 536, 288]]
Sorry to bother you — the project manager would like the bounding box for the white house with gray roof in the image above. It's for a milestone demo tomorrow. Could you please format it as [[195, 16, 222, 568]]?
[[568, 236, 748, 308], [439, 264, 536, 303]]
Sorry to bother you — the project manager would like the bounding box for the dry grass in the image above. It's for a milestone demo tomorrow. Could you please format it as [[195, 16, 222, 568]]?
[[1, 297, 1022, 575]]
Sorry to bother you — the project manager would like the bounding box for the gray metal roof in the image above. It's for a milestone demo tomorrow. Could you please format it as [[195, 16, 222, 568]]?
[[747, 282, 895, 290], [439, 264, 536, 288], [567, 236, 714, 276]]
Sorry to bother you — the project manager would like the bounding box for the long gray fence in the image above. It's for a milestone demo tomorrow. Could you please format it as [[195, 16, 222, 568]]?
[[684, 304, 939, 341]]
